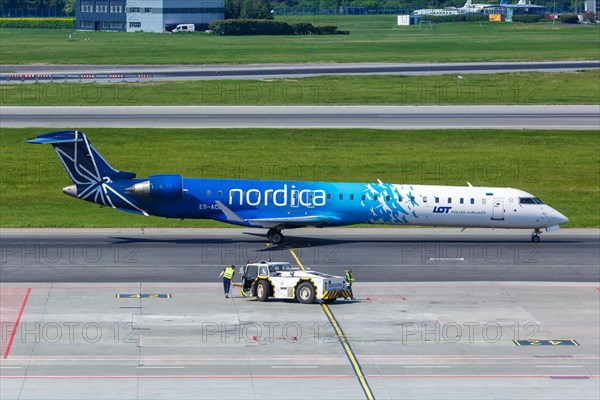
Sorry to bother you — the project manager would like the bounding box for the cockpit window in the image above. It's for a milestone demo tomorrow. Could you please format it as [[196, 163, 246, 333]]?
[[520, 197, 544, 205]]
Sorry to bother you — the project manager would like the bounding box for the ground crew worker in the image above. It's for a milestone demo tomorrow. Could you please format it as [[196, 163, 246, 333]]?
[[218, 265, 235, 298], [344, 269, 355, 300]]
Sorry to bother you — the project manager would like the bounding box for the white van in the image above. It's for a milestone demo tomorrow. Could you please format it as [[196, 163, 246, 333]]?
[[172, 24, 195, 33]]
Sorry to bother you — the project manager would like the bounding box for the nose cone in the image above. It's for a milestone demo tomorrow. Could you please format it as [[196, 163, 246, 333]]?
[[552, 209, 569, 225], [63, 185, 78, 198], [557, 214, 569, 225]]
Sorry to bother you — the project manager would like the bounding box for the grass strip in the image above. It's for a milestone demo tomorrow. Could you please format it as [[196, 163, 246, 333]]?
[[1, 128, 597, 227], [1, 71, 599, 106], [1, 20, 598, 65]]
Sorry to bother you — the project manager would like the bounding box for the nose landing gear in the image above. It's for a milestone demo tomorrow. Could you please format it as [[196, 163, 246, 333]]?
[[531, 228, 542, 243]]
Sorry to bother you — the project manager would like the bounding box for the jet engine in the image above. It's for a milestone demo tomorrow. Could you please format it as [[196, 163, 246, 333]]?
[[126, 174, 184, 200]]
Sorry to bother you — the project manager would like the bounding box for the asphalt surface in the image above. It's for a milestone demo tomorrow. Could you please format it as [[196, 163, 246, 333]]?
[[2, 61, 598, 82], [1, 281, 598, 400], [1, 228, 598, 283], [2, 105, 599, 129]]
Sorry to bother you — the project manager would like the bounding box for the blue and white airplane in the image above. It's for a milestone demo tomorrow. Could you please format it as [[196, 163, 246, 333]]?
[[28, 131, 569, 244]]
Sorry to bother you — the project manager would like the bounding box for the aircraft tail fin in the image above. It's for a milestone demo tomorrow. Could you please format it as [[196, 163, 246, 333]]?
[[26, 131, 136, 185]]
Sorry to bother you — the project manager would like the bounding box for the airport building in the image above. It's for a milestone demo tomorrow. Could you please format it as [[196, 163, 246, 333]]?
[[483, 1, 546, 16], [76, 0, 224, 32]]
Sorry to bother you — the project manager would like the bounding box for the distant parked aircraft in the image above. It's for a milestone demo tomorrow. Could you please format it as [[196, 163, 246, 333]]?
[[412, 6, 460, 16], [28, 131, 569, 244], [413, 0, 490, 15], [460, 0, 492, 13]]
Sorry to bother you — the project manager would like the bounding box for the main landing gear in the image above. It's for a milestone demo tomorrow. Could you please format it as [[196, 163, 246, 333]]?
[[531, 228, 542, 243], [267, 228, 284, 245]]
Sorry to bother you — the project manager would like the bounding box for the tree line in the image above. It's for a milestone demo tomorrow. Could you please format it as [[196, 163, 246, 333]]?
[[0, 0, 582, 15], [1, 0, 75, 12], [269, 0, 577, 13]]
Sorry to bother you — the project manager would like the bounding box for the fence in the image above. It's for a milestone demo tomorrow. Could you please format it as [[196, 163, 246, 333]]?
[[0, 9, 73, 18]]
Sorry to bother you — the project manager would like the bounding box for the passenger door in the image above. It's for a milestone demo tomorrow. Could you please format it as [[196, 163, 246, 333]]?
[[491, 198, 504, 220]]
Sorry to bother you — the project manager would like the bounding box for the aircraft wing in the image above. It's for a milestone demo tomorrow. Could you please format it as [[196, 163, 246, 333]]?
[[215, 201, 339, 228], [245, 215, 339, 228]]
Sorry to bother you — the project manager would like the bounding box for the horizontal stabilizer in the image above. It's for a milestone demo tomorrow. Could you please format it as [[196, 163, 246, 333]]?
[[26, 131, 83, 145], [26, 131, 136, 181]]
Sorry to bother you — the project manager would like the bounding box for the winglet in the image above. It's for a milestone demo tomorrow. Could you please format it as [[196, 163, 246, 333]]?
[[215, 201, 245, 223]]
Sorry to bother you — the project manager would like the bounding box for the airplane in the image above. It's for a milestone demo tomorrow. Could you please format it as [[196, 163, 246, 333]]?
[[413, 0, 489, 15], [27, 131, 569, 244], [460, 0, 492, 13], [412, 7, 460, 16]]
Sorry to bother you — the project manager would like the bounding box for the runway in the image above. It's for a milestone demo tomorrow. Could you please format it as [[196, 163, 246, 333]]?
[[1, 228, 598, 283], [2, 105, 599, 129], [2, 61, 598, 83]]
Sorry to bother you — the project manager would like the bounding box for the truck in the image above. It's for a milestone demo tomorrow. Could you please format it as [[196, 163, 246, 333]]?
[[238, 261, 349, 304]]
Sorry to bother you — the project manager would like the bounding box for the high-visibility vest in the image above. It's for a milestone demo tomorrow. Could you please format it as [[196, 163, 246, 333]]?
[[223, 267, 235, 280], [345, 272, 354, 285]]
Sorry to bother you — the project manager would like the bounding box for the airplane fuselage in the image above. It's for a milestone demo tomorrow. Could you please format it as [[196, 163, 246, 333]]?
[[81, 177, 568, 231]]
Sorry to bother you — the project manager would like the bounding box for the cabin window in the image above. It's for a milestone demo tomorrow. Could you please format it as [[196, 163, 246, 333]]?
[[482, 198, 486, 205], [423, 196, 428, 203], [399, 195, 403, 201], [218, 190, 222, 197], [350, 194, 354, 200], [435, 197, 439, 204], [339, 194, 344, 200], [410, 196, 414, 202], [460, 198, 464, 204], [374, 195, 378, 201], [361, 195, 366, 201], [386, 196, 391, 201], [277, 192, 284, 200], [206, 190, 211, 196], [293, 193, 298, 199], [470, 198, 475, 204], [448, 197, 452, 204], [327, 194, 331, 200]]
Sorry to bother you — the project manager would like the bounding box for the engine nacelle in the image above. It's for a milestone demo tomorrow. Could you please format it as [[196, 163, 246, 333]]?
[[126, 174, 184, 200]]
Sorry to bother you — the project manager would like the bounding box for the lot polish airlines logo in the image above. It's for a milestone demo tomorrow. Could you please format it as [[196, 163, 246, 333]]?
[[229, 184, 327, 208]]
